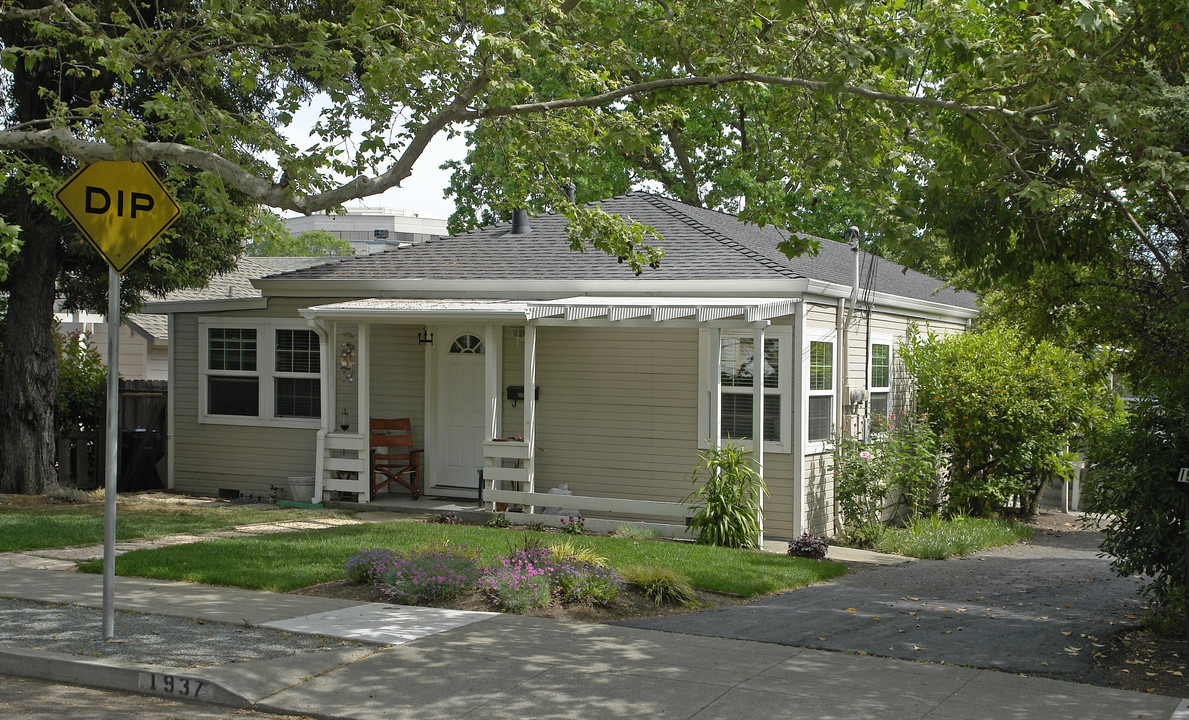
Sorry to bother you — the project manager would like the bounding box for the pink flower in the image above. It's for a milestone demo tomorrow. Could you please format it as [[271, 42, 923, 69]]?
[[859, 450, 872, 459]]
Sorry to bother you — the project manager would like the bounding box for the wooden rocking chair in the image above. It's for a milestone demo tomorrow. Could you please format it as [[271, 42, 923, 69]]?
[[370, 418, 422, 500]]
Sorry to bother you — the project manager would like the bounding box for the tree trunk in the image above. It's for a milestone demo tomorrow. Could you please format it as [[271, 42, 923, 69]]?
[[0, 229, 61, 494]]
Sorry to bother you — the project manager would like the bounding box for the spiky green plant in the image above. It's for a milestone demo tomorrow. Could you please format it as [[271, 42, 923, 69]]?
[[684, 441, 766, 549]]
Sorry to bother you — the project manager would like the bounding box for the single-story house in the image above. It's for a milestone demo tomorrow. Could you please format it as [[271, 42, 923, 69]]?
[[150, 193, 977, 539], [58, 257, 326, 381]]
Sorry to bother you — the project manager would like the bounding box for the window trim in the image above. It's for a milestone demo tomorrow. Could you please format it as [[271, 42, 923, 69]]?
[[868, 336, 894, 428], [805, 327, 836, 453], [199, 318, 322, 429], [698, 325, 792, 454]]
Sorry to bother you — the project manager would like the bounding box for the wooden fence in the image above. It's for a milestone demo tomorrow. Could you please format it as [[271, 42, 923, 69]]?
[[55, 379, 168, 490]]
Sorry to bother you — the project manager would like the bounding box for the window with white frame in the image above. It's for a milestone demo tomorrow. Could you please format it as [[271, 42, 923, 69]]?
[[868, 340, 892, 428], [699, 327, 791, 452], [201, 319, 321, 426], [807, 337, 834, 443]]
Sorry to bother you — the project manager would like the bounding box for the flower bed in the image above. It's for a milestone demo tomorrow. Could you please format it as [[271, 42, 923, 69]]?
[[347, 539, 625, 613]]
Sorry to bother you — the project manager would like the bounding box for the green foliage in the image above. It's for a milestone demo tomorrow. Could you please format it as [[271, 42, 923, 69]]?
[[245, 211, 353, 257], [484, 515, 512, 529], [832, 432, 891, 531], [832, 412, 942, 532], [619, 564, 698, 608], [52, 326, 106, 434], [901, 324, 1118, 516], [547, 540, 608, 568], [1085, 388, 1189, 622], [870, 514, 1033, 560], [560, 514, 585, 535], [685, 442, 766, 549]]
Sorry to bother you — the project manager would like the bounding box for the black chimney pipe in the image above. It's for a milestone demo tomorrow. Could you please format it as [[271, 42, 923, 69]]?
[[565, 184, 576, 203], [511, 208, 533, 235]]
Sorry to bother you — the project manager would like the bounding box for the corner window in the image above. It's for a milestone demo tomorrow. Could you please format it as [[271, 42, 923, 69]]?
[[699, 327, 792, 452], [869, 341, 892, 426], [807, 338, 834, 443], [200, 319, 321, 427]]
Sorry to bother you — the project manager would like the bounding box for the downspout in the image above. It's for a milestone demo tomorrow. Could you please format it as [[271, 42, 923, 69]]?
[[839, 227, 862, 439]]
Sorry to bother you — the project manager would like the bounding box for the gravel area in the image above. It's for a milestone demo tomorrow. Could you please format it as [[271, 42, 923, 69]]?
[[0, 598, 364, 667]]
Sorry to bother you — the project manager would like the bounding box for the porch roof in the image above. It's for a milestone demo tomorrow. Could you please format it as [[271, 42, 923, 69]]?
[[301, 296, 799, 325]]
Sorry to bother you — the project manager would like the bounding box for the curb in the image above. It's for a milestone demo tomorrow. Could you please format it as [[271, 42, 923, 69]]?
[[0, 645, 252, 709]]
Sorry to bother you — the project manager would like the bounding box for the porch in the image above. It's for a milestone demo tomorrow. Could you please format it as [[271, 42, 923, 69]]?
[[300, 296, 801, 541]]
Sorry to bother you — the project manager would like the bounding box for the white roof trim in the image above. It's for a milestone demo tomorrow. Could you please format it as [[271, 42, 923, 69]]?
[[301, 296, 801, 325], [526, 297, 799, 323]]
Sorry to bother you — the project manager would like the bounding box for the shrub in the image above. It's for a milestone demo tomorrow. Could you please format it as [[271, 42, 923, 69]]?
[[481, 548, 555, 612], [552, 559, 623, 605], [884, 413, 943, 520], [832, 432, 890, 531], [53, 326, 106, 434], [374, 542, 483, 604], [548, 539, 608, 567], [1086, 389, 1189, 629], [901, 324, 1118, 515], [620, 564, 698, 607], [685, 441, 766, 549], [560, 515, 586, 535], [343, 549, 396, 584], [484, 515, 511, 529], [787, 532, 829, 560]]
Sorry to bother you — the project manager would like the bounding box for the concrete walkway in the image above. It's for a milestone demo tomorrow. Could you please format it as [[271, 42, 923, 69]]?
[[1, 565, 1185, 719]]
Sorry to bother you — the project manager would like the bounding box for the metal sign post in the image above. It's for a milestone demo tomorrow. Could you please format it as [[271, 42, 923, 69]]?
[[102, 267, 120, 639], [1181, 468, 1189, 643], [55, 161, 180, 641]]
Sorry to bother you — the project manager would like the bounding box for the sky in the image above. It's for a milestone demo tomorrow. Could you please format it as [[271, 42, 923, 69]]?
[[280, 100, 467, 222]]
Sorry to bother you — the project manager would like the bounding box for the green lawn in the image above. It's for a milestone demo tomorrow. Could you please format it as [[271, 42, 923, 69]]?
[[78, 521, 847, 598], [0, 499, 341, 552]]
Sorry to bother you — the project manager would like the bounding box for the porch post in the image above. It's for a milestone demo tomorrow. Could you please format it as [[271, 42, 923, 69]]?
[[310, 318, 331, 503], [484, 324, 500, 441], [752, 324, 766, 547], [523, 323, 537, 507], [793, 301, 807, 536], [357, 322, 371, 503], [710, 328, 722, 449]]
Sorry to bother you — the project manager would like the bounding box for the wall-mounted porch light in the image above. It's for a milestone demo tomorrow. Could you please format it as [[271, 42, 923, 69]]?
[[340, 408, 349, 431], [418, 326, 434, 345]]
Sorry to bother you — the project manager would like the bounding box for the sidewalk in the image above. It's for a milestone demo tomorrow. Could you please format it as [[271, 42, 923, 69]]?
[[1, 565, 1185, 720]]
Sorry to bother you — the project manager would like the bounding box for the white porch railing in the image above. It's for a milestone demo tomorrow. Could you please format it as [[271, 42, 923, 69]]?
[[317, 431, 369, 498]]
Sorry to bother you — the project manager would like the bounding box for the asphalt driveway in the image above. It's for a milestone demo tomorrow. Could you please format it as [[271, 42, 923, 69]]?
[[618, 514, 1144, 684]]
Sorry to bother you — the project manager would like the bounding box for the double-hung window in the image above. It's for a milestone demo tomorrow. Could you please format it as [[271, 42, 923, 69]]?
[[200, 319, 321, 427], [699, 327, 792, 452], [807, 332, 835, 444], [868, 340, 892, 428]]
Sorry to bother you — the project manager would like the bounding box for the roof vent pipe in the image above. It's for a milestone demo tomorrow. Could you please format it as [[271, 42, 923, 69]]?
[[565, 184, 576, 203], [511, 208, 533, 235]]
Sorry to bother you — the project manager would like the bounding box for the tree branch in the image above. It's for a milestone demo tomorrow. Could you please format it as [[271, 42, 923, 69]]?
[[0, 0, 90, 31], [466, 72, 1026, 122]]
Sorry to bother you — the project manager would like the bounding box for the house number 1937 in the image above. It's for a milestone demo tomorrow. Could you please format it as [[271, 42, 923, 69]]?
[[138, 672, 205, 698]]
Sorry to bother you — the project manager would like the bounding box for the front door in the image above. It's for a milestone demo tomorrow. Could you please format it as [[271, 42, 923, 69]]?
[[430, 328, 486, 497]]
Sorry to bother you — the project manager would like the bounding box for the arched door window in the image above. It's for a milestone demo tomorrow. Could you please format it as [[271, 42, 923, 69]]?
[[449, 334, 485, 354]]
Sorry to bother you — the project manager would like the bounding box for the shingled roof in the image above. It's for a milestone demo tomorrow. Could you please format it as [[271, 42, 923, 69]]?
[[264, 193, 976, 310]]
